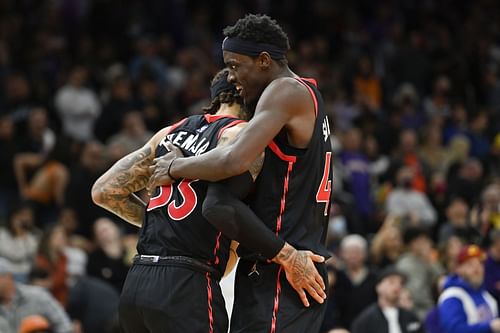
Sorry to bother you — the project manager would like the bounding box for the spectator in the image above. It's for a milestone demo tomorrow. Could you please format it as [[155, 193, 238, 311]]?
[[54, 65, 101, 142], [322, 235, 377, 331], [448, 158, 484, 208], [106, 111, 152, 162], [94, 74, 134, 142], [338, 127, 375, 231], [396, 226, 443, 320], [0, 258, 72, 333], [87, 218, 130, 292], [351, 266, 424, 333], [14, 140, 71, 225], [33, 225, 88, 307], [386, 167, 437, 227], [65, 141, 109, 238], [438, 197, 473, 244], [17, 107, 56, 155], [0, 202, 39, 282], [438, 244, 500, 333]]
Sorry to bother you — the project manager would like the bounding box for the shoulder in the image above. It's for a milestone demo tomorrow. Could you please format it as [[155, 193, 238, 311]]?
[[264, 77, 310, 100], [356, 303, 381, 321], [217, 121, 248, 146]]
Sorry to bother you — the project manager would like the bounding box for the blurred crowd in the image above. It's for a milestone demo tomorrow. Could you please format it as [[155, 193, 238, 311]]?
[[0, 0, 499, 332]]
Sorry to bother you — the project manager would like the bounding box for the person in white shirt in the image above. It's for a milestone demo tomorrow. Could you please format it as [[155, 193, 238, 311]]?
[[351, 266, 424, 333]]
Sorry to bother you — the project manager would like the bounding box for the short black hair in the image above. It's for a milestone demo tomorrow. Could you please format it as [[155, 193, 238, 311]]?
[[223, 14, 290, 53]]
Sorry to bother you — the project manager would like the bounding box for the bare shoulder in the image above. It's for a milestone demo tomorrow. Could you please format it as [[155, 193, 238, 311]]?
[[217, 122, 248, 147], [259, 77, 311, 110]]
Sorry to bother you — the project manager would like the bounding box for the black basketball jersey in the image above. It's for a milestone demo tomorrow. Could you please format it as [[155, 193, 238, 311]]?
[[138, 114, 245, 275], [248, 78, 333, 258]]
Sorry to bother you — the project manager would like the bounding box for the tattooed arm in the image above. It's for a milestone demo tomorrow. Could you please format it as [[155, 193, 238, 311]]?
[[207, 124, 327, 306], [91, 127, 171, 227]]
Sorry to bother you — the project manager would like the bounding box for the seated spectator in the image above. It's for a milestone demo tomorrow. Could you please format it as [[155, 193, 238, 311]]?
[[33, 225, 88, 307], [396, 226, 443, 320], [386, 166, 437, 227], [0, 202, 39, 282], [0, 258, 72, 333], [322, 234, 377, 331], [438, 232, 467, 273], [87, 218, 130, 292], [438, 197, 474, 244], [351, 266, 424, 333], [106, 111, 152, 162], [438, 244, 500, 333], [14, 140, 71, 225]]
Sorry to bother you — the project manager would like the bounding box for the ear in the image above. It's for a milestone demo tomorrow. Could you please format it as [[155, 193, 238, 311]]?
[[257, 52, 272, 69]]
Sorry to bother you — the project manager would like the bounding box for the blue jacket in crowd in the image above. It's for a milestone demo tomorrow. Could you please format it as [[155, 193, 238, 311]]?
[[438, 274, 498, 333]]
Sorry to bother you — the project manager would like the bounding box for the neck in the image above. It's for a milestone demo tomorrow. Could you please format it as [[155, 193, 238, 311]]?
[[378, 297, 397, 309], [216, 104, 242, 118]]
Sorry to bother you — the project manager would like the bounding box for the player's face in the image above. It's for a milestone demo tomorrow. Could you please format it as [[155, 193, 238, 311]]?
[[223, 51, 267, 106]]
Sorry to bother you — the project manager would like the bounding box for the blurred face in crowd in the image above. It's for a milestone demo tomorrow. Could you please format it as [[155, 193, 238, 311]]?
[[28, 108, 48, 138], [9, 206, 34, 235], [0, 117, 14, 139], [341, 243, 366, 270], [411, 235, 433, 260], [457, 257, 484, 289], [94, 218, 121, 245], [377, 275, 404, 306], [400, 129, 418, 153], [343, 128, 362, 152], [50, 226, 67, 253], [446, 198, 469, 226]]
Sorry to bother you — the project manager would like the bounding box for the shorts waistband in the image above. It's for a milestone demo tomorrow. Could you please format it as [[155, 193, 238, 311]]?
[[134, 255, 221, 281]]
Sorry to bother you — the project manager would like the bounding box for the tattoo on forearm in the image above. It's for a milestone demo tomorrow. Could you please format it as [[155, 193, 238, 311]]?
[[93, 146, 153, 226]]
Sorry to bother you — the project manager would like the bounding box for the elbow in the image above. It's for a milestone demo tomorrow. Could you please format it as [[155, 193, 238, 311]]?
[[91, 181, 105, 207]]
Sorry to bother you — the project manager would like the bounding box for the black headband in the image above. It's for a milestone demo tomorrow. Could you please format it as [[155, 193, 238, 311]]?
[[210, 71, 236, 100], [222, 37, 286, 60]]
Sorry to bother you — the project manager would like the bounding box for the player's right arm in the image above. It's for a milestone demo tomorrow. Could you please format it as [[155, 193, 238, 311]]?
[[202, 123, 326, 307], [91, 126, 171, 227]]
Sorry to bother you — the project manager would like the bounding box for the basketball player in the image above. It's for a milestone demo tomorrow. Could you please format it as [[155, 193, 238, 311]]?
[[149, 14, 333, 333], [92, 69, 324, 332]]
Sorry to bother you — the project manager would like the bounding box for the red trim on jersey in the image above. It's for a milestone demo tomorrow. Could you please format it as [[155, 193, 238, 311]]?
[[295, 78, 318, 117], [206, 272, 214, 333], [212, 232, 222, 265], [217, 120, 246, 140], [268, 141, 297, 163], [301, 77, 318, 87], [167, 118, 188, 134], [269, 266, 283, 333], [204, 114, 239, 123], [275, 161, 294, 235]]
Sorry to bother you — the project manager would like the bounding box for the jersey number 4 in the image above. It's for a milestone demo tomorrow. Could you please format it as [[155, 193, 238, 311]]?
[[316, 152, 332, 216], [147, 179, 199, 220]]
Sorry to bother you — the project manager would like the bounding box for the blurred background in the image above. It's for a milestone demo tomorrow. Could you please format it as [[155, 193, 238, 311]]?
[[0, 0, 499, 332]]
